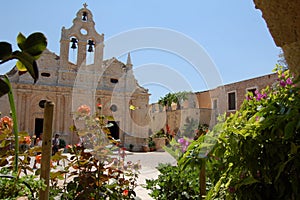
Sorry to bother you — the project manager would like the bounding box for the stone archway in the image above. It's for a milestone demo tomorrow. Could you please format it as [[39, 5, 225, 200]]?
[[28, 95, 56, 136], [253, 1, 300, 77]]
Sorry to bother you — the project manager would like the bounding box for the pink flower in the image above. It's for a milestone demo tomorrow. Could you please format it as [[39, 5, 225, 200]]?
[[24, 136, 31, 144], [178, 137, 191, 152], [279, 80, 286, 87], [256, 93, 263, 101], [178, 138, 185, 144], [77, 105, 91, 116], [246, 96, 252, 101], [122, 189, 129, 196], [286, 77, 293, 85], [185, 140, 190, 146]]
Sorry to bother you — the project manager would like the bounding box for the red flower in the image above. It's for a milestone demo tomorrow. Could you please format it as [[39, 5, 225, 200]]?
[[76, 143, 81, 147], [36, 154, 42, 164], [166, 124, 170, 133], [97, 103, 102, 109], [50, 160, 54, 168], [122, 189, 129, 196], [121, 147, 126, 151]]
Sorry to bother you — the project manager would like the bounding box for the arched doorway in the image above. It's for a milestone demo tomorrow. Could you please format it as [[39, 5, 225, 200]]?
[[34, 118, 43, 142], [108, 121, 119, 140]]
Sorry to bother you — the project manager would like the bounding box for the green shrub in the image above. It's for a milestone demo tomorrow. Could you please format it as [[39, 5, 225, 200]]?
[[145, 163, 201, 200], [174, 66, 300, 199], [202, 66, 300, 199], [0, 168, 46, 199]]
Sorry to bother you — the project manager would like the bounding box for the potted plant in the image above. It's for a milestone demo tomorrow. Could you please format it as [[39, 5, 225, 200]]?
[[152, 129, 166, 151], [142, 145, 149, 152], [148, 138, 156, 151], [141, 138, 149, 152], [129, 144, 134, 151]]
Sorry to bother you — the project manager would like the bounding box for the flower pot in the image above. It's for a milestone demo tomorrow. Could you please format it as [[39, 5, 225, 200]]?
[[142, 145, 150, 152], [153, 137, 166, 151], [150, 147, 156, 151]]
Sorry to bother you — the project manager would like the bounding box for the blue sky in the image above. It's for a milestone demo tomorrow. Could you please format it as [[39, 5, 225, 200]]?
[[0, 1, 280, 103]]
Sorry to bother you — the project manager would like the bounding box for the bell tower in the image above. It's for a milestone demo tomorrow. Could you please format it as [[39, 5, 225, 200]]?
[[59, 3, 104, 70]]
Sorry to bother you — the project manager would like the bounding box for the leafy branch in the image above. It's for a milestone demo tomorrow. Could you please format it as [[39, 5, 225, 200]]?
[[0, 32, 47, 173]]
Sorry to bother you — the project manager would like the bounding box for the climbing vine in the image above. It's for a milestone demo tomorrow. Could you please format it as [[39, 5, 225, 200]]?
[[183, 65, 300, 199]]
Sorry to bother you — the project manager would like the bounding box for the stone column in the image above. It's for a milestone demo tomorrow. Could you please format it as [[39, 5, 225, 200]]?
[[55, 94, 61, 133], [94, 41, 104, 67], [59, 38, 70, 69], [63, 94, 70, 134], [59, 95, 64, 133], [77, 40, 87, 67], [24, 94, 30, 132]]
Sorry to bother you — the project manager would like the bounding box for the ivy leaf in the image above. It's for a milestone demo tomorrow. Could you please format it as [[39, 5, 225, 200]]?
[[275, 157, 292, 182], [13, 51, 38, 82], [17, 32, 26, 51], [236, 176, 259, 188], [284, 121, 296, 139], [0, 42, 12, 60], [23, 32, 47, 57], [0, 75, 10, 97], [16, 60, 27, 72], [290, 142, 299, 155]]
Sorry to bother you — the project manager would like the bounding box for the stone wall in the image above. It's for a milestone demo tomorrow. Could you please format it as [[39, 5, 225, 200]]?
[[149, 107, 213, 139], [208, 73, 277, 115]]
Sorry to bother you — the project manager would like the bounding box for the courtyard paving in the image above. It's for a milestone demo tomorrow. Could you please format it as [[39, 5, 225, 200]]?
[[125, 151, 177, 200]]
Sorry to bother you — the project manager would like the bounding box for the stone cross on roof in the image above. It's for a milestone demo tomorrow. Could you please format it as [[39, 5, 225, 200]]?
[[83, 3, 88, 8]]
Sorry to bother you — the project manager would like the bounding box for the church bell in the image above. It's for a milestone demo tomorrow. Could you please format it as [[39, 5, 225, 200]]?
[[82, 12, 87, 21], [87, 40, 94, 52], [71, 38, 77, 49]]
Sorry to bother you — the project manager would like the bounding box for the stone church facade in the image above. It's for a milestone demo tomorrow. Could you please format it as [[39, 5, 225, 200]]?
[[0, 5, 150, 149]]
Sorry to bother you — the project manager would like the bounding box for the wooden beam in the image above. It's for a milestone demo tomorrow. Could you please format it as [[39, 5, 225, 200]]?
[[39, 101, 54, 200]]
